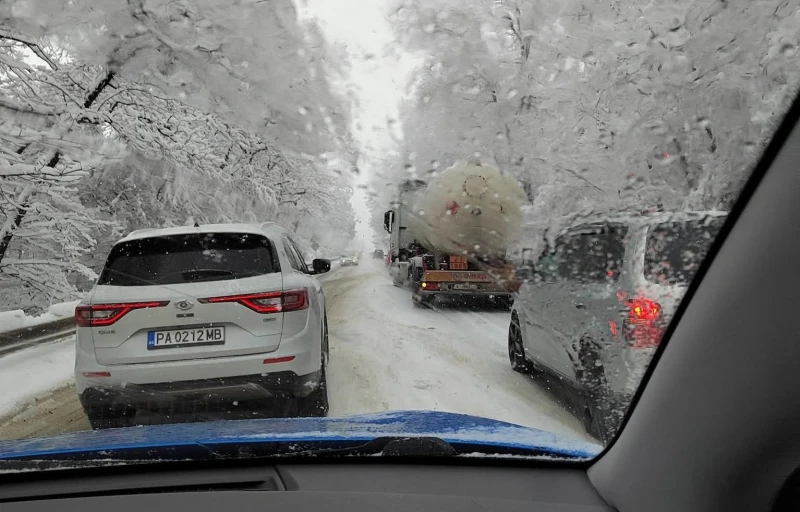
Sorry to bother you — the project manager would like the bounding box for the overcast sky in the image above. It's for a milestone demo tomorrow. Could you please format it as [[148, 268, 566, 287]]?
[[300, 0, 420, 249]]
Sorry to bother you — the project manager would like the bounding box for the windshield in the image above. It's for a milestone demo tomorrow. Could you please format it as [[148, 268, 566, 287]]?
[[0, 0, 797, 466]]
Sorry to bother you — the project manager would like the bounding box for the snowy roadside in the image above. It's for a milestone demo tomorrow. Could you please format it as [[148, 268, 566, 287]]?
[[0, 337, 76, 421], [0, 301, 80, 333]]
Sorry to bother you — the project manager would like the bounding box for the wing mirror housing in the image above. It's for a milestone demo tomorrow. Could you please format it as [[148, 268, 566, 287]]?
[[312, 258, 331, 274]]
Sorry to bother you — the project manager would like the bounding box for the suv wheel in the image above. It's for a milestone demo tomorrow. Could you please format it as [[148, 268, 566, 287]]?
[[575, 336, 618, 444], [509, 315, 533, 373], [297, 362, 329, 417]]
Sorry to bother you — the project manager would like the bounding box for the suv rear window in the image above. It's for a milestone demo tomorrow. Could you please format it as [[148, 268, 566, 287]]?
[[539, 224, 627, 283], [644, 217, 725, 285], [98, 232, 279, 286]]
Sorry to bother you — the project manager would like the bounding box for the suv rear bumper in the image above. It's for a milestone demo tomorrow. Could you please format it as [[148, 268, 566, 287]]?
[[75, 328, 322, 400], [79, 370, 321, 412]]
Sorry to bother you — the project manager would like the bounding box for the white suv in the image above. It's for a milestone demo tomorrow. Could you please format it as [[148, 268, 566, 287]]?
[[74, 223, 331, 429]]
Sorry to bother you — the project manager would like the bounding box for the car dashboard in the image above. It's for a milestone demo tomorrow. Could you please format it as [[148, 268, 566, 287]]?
[[0, 460, 612, 512]]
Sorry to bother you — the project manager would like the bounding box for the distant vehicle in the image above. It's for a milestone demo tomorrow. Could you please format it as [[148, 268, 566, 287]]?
[[384, 162, 526, 308], [74, 222, 332, 429], [372, 249, 385, 259], [341, 255, 358, 266], [509, 211, 727, 443]]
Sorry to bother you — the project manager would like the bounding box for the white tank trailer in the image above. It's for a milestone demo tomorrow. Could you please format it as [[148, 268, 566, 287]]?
[[383, 161, 527, 308]]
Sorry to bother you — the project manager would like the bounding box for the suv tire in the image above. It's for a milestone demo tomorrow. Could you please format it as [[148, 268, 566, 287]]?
[[575, 336, 618, 444], [297, 363, 329, 417], [509, 315, 533, 374]]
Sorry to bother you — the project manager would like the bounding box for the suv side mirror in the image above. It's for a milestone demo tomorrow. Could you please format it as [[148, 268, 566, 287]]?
[[312, 258, 331, 274]]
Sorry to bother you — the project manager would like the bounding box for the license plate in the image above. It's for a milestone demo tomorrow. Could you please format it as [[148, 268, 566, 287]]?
[[453, 283, 478, 290], [147, 327, 225, 349], [449, 256, 468, 270]]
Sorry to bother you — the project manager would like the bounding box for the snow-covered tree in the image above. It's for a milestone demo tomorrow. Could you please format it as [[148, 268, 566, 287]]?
[[4, 0, 351, 157], [395, 0, 800, 226], [1, 1, 358, 312]]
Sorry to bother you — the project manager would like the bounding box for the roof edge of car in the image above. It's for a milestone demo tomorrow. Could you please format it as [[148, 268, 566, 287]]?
[[547, 209, 728, 238], [120, 222, 288, 243]]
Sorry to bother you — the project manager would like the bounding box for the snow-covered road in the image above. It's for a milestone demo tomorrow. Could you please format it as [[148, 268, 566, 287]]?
[[323, 259, 589, 440], [0, 259, 591, 444]]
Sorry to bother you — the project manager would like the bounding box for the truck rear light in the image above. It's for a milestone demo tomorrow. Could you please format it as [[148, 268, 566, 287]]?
[[421, 281, 439, 290], [75, 301, 169, 327], [200, 289, 308, 313]]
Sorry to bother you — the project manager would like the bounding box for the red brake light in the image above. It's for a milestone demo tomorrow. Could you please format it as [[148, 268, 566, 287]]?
[[625, 298, 661, 322], [75, 301, 168, 327], [623, 297, 663, 348], [200, 289, 308, 313], [420, 281, 439, 291]]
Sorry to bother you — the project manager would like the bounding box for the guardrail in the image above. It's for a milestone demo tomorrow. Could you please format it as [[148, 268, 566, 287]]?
[[0, 317, 76, 357]]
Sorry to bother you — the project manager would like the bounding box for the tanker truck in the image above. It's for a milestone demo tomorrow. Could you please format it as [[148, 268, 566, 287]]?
[[383, 161, 527, 308]]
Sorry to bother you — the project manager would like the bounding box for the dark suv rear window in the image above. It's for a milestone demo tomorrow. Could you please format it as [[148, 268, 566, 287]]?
[[644, 217, 725, 285], [539, 223, 628, 283], [98, 232, 279, 286]]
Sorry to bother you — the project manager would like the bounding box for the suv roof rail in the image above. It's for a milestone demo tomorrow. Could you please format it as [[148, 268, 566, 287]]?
[[259, 221, 284, 230], [127, 227, 159, 237]]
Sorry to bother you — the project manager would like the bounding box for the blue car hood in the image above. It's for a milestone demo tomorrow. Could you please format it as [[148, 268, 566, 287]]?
[[0, 410, 602, 460]]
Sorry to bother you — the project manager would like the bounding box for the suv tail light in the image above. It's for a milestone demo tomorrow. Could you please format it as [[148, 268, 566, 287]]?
[[624, 298, 664, 348], [75, 301, 169, 327], [200, 289, 308, 313]]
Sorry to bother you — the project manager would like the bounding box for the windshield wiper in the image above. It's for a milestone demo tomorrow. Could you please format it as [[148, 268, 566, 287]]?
[[289, 436, 458, 458]]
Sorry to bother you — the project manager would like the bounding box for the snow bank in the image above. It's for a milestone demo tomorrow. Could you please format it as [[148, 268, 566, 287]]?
[[0, 338, 75, 420], [0, 310, 26, 331], [0, 300, 79, 333]]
